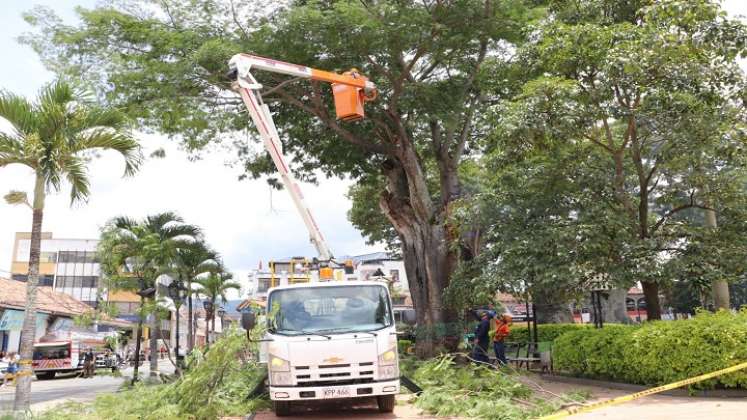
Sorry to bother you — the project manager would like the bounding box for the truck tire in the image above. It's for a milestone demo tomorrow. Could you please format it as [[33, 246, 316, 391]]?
[[273, 401, 291, 417], [36, 371, 55, 380], [377, 394, 395, 413]]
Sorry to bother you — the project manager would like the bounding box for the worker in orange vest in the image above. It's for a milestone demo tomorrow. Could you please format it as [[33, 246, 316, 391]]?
[[493, 314, 511, 365]]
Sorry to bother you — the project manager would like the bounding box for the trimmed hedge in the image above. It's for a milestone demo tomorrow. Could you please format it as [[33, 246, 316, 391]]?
[[553, 310, 747, 389], [507, 323, 590, 343]]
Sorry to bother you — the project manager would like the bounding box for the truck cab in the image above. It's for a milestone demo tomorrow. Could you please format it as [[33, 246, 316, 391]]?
[[257, 281, 400, 416]]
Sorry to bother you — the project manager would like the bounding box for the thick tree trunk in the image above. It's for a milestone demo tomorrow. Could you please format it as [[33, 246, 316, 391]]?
[[378, 145, 462, 357], [532, 289, 573, 324], [600, 288, 633, 324], [13, 208, 44, 411], [641, 281, 661, 320], [704, 206, 730, 310], [399, 229, 459, 357]]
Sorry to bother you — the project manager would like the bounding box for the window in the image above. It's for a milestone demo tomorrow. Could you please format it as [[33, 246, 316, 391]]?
[[40, 252, 57, 263], [11, 274, 27, 282], [33, 344, 70, 360], [39, 275, 54, 287], [58, 251, 97, 263], [268, 284, 393, 335], [55, 276, 98, 289]]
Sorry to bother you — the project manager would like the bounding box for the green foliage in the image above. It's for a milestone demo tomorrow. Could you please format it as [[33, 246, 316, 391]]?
[[0, 80, 141, 205], [38, 328, 269, 420], [507, 323, 591, 343], [409, 355, 584, 419], [553, 311, 747, 388]]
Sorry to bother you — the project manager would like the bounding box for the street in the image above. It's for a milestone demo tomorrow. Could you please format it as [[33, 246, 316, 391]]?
[[0, 359, 176, 413]]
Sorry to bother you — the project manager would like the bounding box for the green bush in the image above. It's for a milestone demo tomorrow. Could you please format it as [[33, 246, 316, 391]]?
[[507, 323, 590, 343], [553, 310, 747, 389]]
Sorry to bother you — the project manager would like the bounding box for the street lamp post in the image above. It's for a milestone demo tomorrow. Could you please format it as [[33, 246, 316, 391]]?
[[217, 307, 226, 338], [167, 279, 188, 373], [203, 300, 214, 348]]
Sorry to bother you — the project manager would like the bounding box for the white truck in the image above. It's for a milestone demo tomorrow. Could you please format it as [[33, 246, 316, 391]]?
[[32, 330, 111, 379], [244, 280, 399, 416], [229, 54, 400, 416]]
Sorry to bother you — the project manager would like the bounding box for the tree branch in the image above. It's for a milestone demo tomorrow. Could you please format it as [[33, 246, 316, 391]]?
[[650, 191, 713, 233]]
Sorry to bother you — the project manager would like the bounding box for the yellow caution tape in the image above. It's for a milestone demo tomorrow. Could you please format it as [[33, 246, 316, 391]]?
[[539, 360, 747, 419]]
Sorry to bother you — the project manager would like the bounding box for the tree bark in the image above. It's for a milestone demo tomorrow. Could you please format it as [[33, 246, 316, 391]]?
[[132, 302, 143, 384], [149, 299, 158, 376], [187, 281, 193, 351], [641, 281, 661, 320], [379, 157, 459, 357], [532, 289, 573, 324], [14, 176, 45, 412], [704, 205, 730, 310], [600, 288, 633, 324]]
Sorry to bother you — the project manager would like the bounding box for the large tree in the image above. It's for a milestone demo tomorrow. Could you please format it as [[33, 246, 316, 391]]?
[[23, 0, 540, 355], [0, 81, 140, 411], [494, 0, 747, 319]]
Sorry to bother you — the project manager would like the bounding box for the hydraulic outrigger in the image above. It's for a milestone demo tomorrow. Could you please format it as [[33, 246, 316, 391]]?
[[228, 54, 377, 278]]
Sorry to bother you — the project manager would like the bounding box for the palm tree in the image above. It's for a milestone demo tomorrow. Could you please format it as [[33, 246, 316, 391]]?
[[173, 241, 221, 352], [0, 81, 141, 411], [98, 212, 199, 382], [194, 271, 241, 347]]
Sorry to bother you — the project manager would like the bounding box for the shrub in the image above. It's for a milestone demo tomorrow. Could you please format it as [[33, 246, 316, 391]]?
[[507, 323, 590, 343], [553, 310, 747, 389]]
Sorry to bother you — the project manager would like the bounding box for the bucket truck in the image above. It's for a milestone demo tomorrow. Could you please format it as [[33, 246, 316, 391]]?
[[229, 54, 399, 416]]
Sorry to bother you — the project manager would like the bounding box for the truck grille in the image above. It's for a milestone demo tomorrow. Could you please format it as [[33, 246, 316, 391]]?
[[293, 361, 375, 387]]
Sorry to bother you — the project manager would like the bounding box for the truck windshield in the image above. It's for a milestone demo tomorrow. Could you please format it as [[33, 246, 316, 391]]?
[[33, 345, 69, 360], [268, 284, 393, 335]]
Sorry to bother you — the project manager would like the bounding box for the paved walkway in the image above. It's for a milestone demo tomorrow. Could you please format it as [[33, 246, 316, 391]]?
[[0, 359, 176, 414], [531, 374, 747, 420], [571, 392, 747, 419]]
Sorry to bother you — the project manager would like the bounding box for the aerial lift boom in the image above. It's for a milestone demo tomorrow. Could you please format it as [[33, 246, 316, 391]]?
[[228, 54, 377, 265]]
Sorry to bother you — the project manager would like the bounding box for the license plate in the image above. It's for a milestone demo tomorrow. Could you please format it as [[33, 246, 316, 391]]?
[[321, 387, 351, 398]]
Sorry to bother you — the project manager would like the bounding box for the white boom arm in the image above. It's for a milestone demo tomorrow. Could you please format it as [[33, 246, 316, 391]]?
[[229, 54, 348, 261]]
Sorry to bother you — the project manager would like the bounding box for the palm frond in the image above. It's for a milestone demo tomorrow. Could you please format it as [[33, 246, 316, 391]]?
[[73, 128, 142, 176], [60, 154, 91, 203], [0, 90, 37, 134]]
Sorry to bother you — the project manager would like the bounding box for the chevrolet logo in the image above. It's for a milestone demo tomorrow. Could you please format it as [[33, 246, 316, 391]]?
[[323, 356, 344, 364]]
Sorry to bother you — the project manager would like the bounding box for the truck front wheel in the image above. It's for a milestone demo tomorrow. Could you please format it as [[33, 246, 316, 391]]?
[[377, 394, 395, 413], [273, 401, 292, 417]]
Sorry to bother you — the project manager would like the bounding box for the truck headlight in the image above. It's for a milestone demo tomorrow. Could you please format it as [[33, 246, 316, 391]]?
[[377, 347, 399, 380], [269, 355, 290, 372], [270, 371, 293, 386]]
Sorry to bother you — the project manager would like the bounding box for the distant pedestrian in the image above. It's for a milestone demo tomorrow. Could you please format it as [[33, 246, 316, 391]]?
[[493, 314, 511, 365], [472, 311, 491, 364], [82, 348, 95, 378]]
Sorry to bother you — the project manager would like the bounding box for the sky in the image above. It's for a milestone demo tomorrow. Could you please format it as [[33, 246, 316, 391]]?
[[0, 0, 380, 297], [0, 1, 745, 298]]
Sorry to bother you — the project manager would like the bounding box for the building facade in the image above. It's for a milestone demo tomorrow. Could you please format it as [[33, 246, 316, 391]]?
[[248, 252, 410, 304], [9, 232, 142, 316]]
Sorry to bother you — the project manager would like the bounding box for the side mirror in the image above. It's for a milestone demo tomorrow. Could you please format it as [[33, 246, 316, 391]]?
[[402, 309, 417, 326], [241, 312, 256, 331]]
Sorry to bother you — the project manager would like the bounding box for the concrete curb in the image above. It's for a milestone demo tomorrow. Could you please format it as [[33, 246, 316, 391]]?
[[539, 373, 747, 398]]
